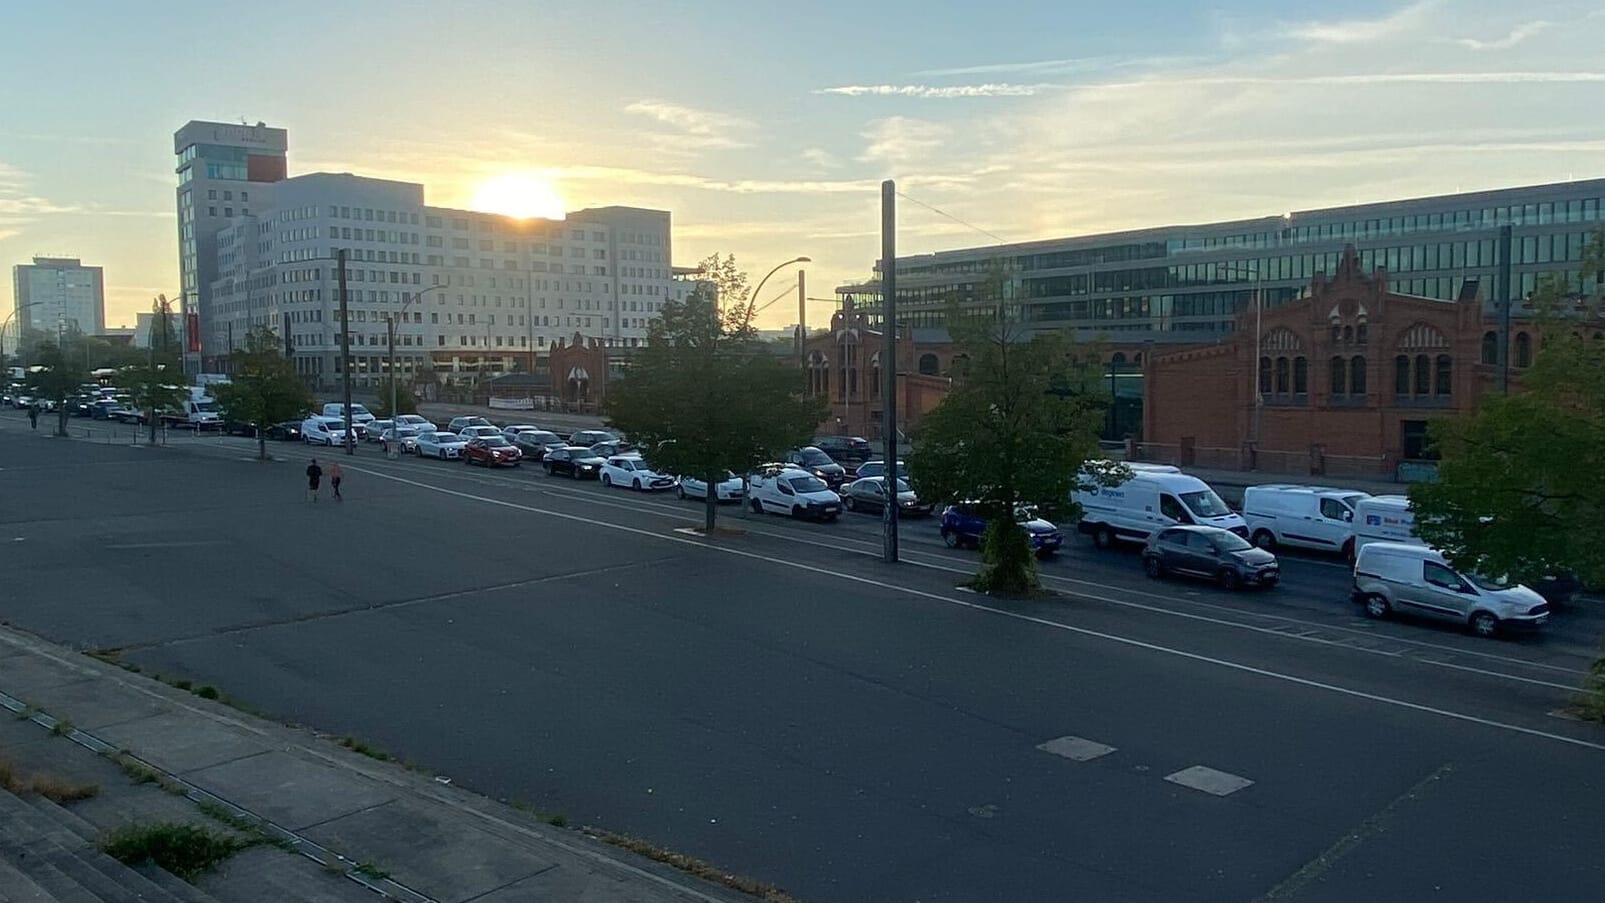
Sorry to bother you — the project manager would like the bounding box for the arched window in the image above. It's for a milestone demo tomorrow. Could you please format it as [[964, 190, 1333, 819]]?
[[1111, 352, 1127, 368], [840, 339, 857, 401], [1435, 354, 1452, 395], [1414, 354, 1431, 396], [1258, 356, 1272, 395], [917, 353, 939, 376], [869, 351, 882, 400], [1395, 355, 1411, 396], [1350, 355, 1367, 395], [807, 351, 829, 397], [1342, 325, 1354, 344], [1330, 356, 1347, 395], [1515, 332, 1532, 367], [1274, 356, 1290, 394], [1356, 324, 1368, 345], [1480, 330, 1499, 365], [1293, 356, 1308, 394]]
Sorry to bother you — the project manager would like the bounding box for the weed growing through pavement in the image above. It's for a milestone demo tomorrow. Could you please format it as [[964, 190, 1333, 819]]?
[[338, 736, 391, 761], [99, 822, 256, 882], [0, 758, 99, 802], [353, 861, 390, 880], [589, 828, 803, 903], [49, 718, 74, 737]]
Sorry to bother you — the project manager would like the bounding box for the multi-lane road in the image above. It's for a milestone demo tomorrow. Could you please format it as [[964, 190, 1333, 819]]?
[[4, 414, 1604, 902]]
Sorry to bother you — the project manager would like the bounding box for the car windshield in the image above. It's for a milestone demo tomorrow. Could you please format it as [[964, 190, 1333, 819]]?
[[888, 479, 912, 492], [1214, 531, 1254, 552], [787, 475, 829, 493], [349, 405, 370, 415], [799, 449, 833, 466], [1180, 489, 1232, 518], [482, 437, 510, 447], [1467, 572, 1513, 591], [565, 446, 597, 457], [525, 432, 560, 443]]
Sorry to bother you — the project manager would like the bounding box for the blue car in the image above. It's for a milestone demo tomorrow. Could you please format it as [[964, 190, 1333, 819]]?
[[939, 503, 1063, 558]]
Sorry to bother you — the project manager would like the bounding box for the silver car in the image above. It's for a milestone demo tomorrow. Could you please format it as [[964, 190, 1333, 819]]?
[[1352, 542, 1550, 637]]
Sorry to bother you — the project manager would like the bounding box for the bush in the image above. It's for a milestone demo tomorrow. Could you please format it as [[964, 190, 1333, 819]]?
[[1579, 649, 1605, 722], [969, 517, 1039, 595]]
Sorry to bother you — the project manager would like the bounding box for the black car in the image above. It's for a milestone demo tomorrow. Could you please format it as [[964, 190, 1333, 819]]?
[[570, 429, 619, 447], [544, 445, 607, 479], [512, 430, 565, 461], [813, 435, 873, 465], [266, 420, 303, 441], [840, 476, 934, 516], [784, 446, 848, 488], [1142, 525, 1279, 590], [90, 399, 121, 420]]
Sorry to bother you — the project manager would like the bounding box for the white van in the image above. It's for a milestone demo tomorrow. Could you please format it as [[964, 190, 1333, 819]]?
[[1074, 462, 1247, 549], [322, 402, 375, 426], [1242, 485, 1371, 557], [1353, 495, 1421, 551], [1352, 542, 1550, 637]]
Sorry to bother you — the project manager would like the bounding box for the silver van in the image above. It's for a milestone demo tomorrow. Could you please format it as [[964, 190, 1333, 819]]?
[[1352, 542, 1550, 638]]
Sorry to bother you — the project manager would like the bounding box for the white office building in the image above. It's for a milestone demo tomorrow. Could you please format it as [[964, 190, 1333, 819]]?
[[11, 256, 105, 340], [207, 171, 676, 389]]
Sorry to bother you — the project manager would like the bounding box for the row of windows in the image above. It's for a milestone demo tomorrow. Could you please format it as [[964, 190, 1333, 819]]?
[[207, 189, 249, 203], [1257, 355, 1455, 399]]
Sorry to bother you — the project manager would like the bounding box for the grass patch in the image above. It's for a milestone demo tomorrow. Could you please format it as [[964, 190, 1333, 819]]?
[[589, 828, 803, 903], [170, 678, 193, 691], [194, 685, 220, 700], [338, 737, 391, 762], [353, 861, 390, 880], [13, 704, 37, 721], [1575, 653, 1605, 722], [545, 813, 568, 827], [113, 753, 161, 786], [0, 758, 99, 802], [99, 822, 254, 882], [49, 718, 75, 737], [197, 800, 293, 852]]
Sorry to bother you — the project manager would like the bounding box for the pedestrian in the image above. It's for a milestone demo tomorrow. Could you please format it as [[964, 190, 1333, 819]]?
[[329, 461, 343, 501], [28, 403, 39, 430], [306, 458, 323, 502]]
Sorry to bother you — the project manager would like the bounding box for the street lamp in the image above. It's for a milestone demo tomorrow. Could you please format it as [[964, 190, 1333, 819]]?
[[0, 302, 43, 380], [742, 257, 811, 327], [383, 289, 429, 453]]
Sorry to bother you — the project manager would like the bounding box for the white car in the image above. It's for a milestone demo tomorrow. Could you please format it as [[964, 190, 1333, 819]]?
[[361, 419, 395, 442], [379, 426, 421, 454], [678, 471, 745, 502], [600, 455, 676, 491], [746, 466, 841, 521], [416, 430, 468, 460], [501, 424, 543, 441], [301, 416, 350, 446], [458, 425, 502, 440], [394, 414, 437, 433]]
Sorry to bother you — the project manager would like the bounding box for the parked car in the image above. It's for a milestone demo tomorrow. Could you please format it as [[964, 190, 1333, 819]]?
[[501, 424, 543, 441], [939, 503, 1063, 558], [1073, 462, 1248, 549], [416, 430, 468, 460], [841, 476, 933, 516], [812, 435, 874, 465], [852, 460, 907, 482], [544, 445, 606, 479], [300, 416, 350, 446], [1352, 542, 1550, 637], [570, 429, 619, 447], [783, 446, 848, 488], [600, 454, 675, 490], [90, 399, 121, 420], [747, 467, 841, 521], [592, 439, 641, 458], [322, 402, 375, 426], [464, 435, 523, 467], [379, 426, 421, 454], [1242, 484, 1370, 558], [458, 425, 502, 440], [1143, 525, 1280, 590], [361, 419, 395, 442], [678, 471, 745, 502], [511, 430, 565, 461], [394, 414, 437, 433], [266, 420, 303, 441], [447, 415, 492, 434]]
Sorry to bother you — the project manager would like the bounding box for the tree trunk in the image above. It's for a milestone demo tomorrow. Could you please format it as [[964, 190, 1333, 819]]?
[[55, 404, 68, 437], [258, 426, 268, 461], [704, 468, 718, 534], [148, 407, 157, 445]]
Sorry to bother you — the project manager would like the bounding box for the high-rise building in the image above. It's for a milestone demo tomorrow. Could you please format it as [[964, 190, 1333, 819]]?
[[11, 256, 105, 341], [838, 177, 1605, 340], [206, 171, 675, 390], [173, 120, 288, 367]]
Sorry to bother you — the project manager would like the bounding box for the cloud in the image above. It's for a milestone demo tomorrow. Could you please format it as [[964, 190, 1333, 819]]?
[[800, 148, 841, 169], [1455, 20, 1551, 50], [859, 117, 951, 165], [817, 83, 1050, 98], [623, 100, 754, 151], [1280, 0, 1439, 44], [550, 164, 879, 195], [913, 55, 1205, 78]]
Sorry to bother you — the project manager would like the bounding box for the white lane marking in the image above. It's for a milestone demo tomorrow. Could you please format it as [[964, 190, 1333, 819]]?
[[105, 540, 231, 550], [1165, 765, 1255, 796], [1036, 736, 1117, 762], [350, 465, 1605, 755]]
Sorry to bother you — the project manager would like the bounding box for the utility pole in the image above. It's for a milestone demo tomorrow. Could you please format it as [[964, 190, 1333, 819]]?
[[1497, 224, 1513, 394], [881, 179, 899, 564], [338, 248, 354, 455], [797, 269, 807, 392]]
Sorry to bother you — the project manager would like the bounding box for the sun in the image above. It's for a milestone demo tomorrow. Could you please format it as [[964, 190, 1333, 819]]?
[[469, 172, 567, 220]]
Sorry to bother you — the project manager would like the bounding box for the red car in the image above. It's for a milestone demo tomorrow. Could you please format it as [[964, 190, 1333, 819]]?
[[463, 436, 523, 467]]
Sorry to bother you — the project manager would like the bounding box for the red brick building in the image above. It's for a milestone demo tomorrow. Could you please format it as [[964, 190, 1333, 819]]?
[[1141, 247, 1540, 476], [801, 307, 955, 439]]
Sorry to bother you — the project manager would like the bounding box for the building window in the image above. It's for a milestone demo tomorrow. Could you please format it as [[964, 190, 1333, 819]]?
[[1258, 356, 1272, 395], [1413, 354, 1431, 396], [1274, 357, 1290, 394], [1395, 355, 1411, 396], [1481, 330, 1498, 365], [918, 353, 939, 376], [1330, 356, 1346, 395], [1350, 356, 1367, 395], [1515, 332, 1532, 367], [1434, 354, 1452, 395], [1293, 356, 1308, 394]]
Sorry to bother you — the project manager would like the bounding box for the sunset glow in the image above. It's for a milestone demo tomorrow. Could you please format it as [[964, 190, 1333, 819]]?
[[468, 172, 567, 220]]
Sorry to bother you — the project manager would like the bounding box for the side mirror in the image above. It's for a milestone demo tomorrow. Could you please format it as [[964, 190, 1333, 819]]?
[[1343, 510, 1354, 522]]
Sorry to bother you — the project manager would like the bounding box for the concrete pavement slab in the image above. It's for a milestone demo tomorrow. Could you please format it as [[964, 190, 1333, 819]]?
[[186, 750, 398, 832], [196, 846, 381, 903], [95, 711, 273, 774], [7, 675, 169, 730], [0, 654, 95, 697], [302, 797, 557, 903]]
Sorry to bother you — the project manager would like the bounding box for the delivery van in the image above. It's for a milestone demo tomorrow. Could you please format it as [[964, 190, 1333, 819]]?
[[1074, 463, 1247, 549], [1352, 542, 1550, 637], [1352, 495, 1422, 551], [1242, 484, 1371, 558]]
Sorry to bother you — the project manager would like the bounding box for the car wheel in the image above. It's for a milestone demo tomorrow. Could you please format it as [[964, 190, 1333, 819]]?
[[1469, 611, 1499, 638], [1251, 530, 1276, 551], [1341, 539, 1356, 562], [941, 528, 960, 548], [844, 496, 857, 512], [750, 498, 763, 514], [1217, 569, 1239, 591], [545, 464, 554, 475], [1092, 525, 1115, 550], [601, 473, 612, 487], [791, 505, 804, 519], [571, 467, 580, 480], [677, 485, 686, 499], [632, 478, 642, 491], [1144, 556, 1164, 579], [1363, 593, 1391, 620]]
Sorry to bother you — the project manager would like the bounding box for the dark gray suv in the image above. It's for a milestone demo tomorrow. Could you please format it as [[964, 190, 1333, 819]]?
[[1143, 525, 1279, 590]]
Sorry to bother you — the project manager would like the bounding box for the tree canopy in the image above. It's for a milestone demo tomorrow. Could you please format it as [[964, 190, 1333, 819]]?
[[605, 254, 826, 532], [27, 341, 87, 437], [212, 326, 314, 460]]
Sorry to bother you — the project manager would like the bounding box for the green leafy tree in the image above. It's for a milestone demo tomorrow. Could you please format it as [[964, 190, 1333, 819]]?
[[373, 378, 418, 419], [907, 274, 1125, 594], [27, 341, 87, 437], [211, 326, 315, 461], [606, 254, 826, 533]]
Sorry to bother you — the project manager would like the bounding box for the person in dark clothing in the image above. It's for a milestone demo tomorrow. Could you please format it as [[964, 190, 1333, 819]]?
[[28, 404, 39, 430], [306, 458, 323, 502]]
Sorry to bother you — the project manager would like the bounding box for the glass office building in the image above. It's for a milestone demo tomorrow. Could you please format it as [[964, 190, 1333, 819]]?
[[837, 177, 1605, 339]]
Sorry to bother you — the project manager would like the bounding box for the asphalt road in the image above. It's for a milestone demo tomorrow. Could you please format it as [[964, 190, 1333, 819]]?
[[3, 411, 1603, 903]]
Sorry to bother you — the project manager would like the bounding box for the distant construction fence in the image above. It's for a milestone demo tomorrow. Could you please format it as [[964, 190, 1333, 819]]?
[[1129, 440, 1406, 481]]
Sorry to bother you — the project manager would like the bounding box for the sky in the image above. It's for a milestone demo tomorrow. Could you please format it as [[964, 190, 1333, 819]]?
[[4, 0, 1605, 330]]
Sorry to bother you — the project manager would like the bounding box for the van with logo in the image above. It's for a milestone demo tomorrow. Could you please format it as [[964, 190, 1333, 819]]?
[[1352, 542, 1550, 638], [1352, 495, 1422, 551], [1073, 462, 1248, 549], [1242, 484, 1371, 558]]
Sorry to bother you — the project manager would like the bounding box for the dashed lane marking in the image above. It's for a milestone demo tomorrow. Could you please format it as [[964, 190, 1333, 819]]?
[[1165, 765, 1255, 797], [1036, 735, 1118, 762]]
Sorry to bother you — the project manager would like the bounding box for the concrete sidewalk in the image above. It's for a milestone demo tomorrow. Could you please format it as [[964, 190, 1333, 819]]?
[[0, 626, 773, 903]]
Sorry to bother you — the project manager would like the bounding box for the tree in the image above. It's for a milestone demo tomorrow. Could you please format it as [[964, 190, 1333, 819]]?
[[123, 359, 188, 443], [211, 326, 315, 461], [373, 378, 418, 419], [28, 341, 87, 437], [907, 273, 1125, 594], [606, 254, 826, 533]]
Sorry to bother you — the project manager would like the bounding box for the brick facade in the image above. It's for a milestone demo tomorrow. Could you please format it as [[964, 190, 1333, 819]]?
[[802, 307, 956, 439]]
